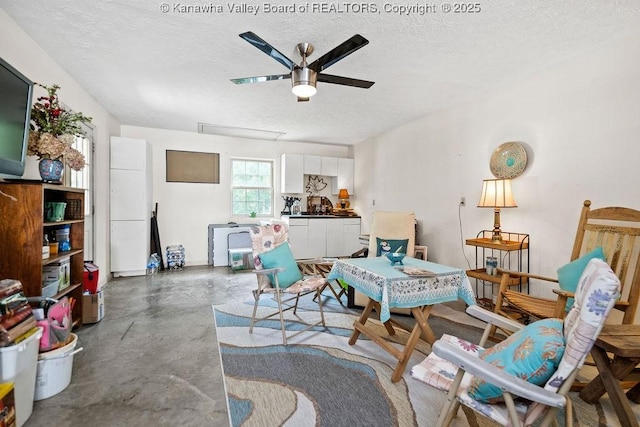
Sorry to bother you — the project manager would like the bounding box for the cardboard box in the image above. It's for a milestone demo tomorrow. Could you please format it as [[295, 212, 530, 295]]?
[[0, 382, 16, 427], [42, 257, 70, 292], [82, 291, 104, 324]]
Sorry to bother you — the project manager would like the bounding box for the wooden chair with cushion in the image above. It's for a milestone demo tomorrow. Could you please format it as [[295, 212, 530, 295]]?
[[494, 200, 640, 326], [412, 258, 621, 427]]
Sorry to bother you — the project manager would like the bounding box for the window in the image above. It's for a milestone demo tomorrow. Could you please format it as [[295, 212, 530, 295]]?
[[65, 127, 94, 261], [231, 159, 273, 216]]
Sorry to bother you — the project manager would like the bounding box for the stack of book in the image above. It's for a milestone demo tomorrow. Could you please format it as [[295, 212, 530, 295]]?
[[0, 279, 36, 347]]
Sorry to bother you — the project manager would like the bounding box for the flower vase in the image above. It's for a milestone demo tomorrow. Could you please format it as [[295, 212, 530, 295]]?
[[39, 159, 64, 183]]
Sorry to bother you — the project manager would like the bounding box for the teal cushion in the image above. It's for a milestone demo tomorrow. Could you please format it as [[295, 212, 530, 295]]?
[[258, 242, 303, 288], [557, 246, 605, 311], [468, 318, 566, 403], [376, 238, 408, 257]]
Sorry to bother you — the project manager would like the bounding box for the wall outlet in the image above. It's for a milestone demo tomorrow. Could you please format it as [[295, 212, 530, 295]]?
[[460, 197, 466, 206]]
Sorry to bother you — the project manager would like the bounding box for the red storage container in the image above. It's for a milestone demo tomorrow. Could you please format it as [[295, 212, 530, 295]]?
[[83, 262, 99, 294]]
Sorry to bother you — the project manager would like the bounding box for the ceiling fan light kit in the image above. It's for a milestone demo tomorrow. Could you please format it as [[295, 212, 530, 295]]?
[[291, 67, 317, 98], [231, 31, 374, 101]]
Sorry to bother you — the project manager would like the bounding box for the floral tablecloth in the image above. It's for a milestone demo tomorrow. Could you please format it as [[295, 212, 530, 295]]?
[[327, 257, 476, 322]]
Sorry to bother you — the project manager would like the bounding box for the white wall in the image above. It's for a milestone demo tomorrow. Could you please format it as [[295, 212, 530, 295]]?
[[354, 31, 640, 301], [5, 5, 640, 296], [120, 125, 350, 265], [0, 10, 120, 287]]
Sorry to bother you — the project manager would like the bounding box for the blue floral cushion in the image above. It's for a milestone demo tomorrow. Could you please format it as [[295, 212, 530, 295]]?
[[468, 318, 566, 403], [557, 246, 605, 311], [258, 242, 303, 288], [376, 238, 408, 256]]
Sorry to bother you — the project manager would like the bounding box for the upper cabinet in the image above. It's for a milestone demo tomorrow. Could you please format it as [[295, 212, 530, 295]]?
[[303, 155, 322, 175], [321, 157, 338, 176], [283, 153, 354, 195], [331, 158, 354, 195], [303, 155, 338, 177], [281, 154, 304, 193]]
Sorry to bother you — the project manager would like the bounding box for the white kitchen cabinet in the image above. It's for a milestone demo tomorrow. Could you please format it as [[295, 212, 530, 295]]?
[[286, 218, 312, 259], [321, 157, 338, 176], [332, 158, 355, 195], [325, 220, 342, 257], [307, 219, 328, 258], [110, 220, 149, 275], [281, 153, 304, 193], [283, 216, 361, 259], [303, 155, 322, 175], [110, 137, 152, 277], [110, 169, 148, 220], [326, 218, 362, 257], [303, 155, 339, 177], [284, 154, 352, 194], [342, 219, 363, 255]]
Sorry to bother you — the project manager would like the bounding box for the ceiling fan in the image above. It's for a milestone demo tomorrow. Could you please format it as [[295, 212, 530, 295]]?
[[230, 31, 375, 102]]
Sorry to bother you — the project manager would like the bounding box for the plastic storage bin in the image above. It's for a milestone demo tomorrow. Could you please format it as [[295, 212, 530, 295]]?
[[0, 327, 43, 427], [83, 262, 99, 294], [55, 225, 71, 251], [34, 333, 81, 400], [228, 248, 253, 271]]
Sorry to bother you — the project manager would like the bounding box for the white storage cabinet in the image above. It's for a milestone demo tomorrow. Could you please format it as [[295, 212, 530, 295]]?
[[110, 137, 152, 277]]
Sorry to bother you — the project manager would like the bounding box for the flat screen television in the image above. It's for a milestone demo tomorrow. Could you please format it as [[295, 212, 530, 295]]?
[[0, 57, 33, 179]]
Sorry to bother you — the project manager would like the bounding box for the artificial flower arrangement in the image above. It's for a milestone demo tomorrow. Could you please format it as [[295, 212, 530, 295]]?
[[28, 83, 92, 171]]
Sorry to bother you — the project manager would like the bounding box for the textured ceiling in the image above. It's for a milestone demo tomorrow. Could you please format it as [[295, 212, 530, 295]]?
[[2, 1, 639, 145]]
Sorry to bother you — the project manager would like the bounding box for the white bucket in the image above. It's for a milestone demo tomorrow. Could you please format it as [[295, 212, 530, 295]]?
[[0, 327, 43, 427], [34, 333, 82, 401]]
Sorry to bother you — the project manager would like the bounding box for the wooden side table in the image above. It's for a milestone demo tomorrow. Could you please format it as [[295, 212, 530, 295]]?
[[465, 230, 529, 308], [579, 324, 640, 427]]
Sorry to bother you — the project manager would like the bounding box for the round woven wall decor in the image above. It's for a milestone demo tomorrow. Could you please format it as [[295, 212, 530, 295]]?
[[490, 142, 527, 179]]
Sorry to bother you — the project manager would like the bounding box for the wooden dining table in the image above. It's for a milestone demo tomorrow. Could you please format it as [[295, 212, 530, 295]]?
[[579, 324, 640, 427], [327, 256, 476, 382]]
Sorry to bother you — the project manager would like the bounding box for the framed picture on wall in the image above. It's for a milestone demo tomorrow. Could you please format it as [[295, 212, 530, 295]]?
[[166, 150, 220, 183]]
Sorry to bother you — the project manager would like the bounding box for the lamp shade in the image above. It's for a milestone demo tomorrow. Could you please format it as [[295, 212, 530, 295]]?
[[477, 179, 517, 208], [338, 189, 349, 200]]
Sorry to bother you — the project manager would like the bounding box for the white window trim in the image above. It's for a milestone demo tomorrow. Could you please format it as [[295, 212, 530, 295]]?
[[230, 157, 275, 217]]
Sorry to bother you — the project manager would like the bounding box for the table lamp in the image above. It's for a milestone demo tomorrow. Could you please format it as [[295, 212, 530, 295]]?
[[477, 178, 517, 243], [338, 188, 349, 208]]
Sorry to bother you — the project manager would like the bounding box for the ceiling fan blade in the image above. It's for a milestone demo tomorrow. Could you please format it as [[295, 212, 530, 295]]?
[[230, 74, 291, 85], [317, 73, 375, 88], [308, 34, 369, 72], [239, 32, 296, 70]]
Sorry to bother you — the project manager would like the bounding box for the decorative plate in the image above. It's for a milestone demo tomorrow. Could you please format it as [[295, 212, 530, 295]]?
[[490, 142, 527, 179]]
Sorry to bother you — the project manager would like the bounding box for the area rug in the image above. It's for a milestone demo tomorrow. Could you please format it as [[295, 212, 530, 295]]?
[[213, 293, 637, 427]]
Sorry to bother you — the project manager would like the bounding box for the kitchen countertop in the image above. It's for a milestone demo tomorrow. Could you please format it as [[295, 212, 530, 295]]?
[[282, 214, 361, 219]]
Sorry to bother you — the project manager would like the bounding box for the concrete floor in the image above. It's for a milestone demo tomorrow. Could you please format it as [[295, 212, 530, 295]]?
[[25, 265, 256, 427]]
